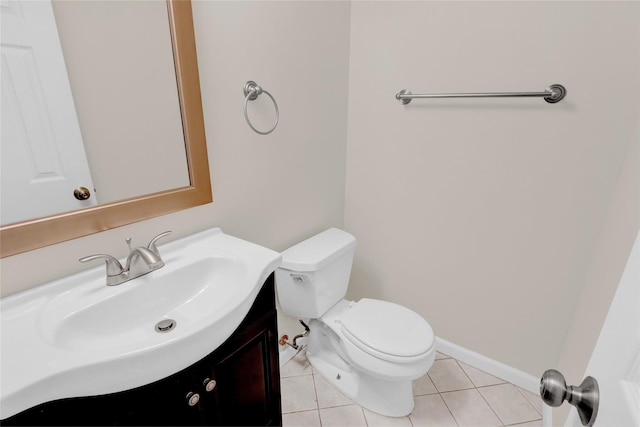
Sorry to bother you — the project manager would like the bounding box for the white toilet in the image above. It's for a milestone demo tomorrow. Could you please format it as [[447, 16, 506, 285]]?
[[275, 228, 436, 417]]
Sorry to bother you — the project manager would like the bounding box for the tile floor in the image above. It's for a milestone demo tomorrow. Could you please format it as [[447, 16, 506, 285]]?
[[280, 350, 543, 427]]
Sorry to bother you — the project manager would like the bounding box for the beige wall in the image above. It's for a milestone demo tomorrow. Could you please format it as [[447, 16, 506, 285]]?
[[344, 1, 639, 377], [2, 0, 638, 394], [0, 0, 352, 345]]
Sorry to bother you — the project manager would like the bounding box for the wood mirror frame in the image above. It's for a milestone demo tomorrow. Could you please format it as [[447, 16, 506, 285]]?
[[0, 0, 212, 258]]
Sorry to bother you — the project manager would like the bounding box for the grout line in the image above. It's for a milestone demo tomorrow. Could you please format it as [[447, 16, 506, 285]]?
[[430, 361, 468, 427], [360, 406, 368, 427], [455, 358, 543, 426], [514, 386, 543, 417], [282, 409, 320, 415], [475, 387, 507, 426], [476, 382, 543, 423], [504, 422, 543, 426], [449, 359, 504, 426], [456, 359, 508, 388], [454, 358, 479, 388], [436, 392, 462, 427], [310, 372, 321, 413]]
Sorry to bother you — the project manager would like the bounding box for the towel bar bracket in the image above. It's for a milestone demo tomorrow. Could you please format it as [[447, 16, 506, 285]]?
[[544, 84, 566, 103]]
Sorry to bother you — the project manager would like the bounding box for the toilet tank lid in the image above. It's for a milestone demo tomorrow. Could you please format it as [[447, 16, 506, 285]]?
[[280, 228, 356, 272]]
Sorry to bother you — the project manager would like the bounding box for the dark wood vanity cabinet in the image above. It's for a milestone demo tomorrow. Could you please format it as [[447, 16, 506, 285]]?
[[3, 274, 282, 426]]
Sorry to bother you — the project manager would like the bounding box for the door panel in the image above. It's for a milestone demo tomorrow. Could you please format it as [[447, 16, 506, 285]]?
[[1, 0, 96, 224], [566, 231, 640, 426]]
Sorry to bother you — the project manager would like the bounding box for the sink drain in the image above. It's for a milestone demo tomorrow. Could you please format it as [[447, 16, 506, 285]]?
[[155, 319, 177, 333]]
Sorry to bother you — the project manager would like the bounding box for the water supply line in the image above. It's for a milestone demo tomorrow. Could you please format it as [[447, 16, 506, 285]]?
[[279, 319, 310, 350]]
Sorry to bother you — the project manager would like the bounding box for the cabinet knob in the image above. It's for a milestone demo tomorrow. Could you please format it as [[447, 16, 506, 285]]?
[[186, 392, 200, 407], [203, 378, 217, 392]]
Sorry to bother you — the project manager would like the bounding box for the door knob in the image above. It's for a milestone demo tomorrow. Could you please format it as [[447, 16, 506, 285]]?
[[540, 369, 599, 426], [73, 187, 91, 200]]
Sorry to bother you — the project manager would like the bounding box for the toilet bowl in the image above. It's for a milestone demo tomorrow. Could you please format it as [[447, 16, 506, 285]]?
[[309, 299, 436, 416], [275, 228, 435, 417]]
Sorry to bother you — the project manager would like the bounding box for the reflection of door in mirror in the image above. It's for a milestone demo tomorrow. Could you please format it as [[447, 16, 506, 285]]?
[[1, 0, 97, 224], [0, 0, 190, 227], [52, 0, 189, 207], [0, 0, 211, 258]]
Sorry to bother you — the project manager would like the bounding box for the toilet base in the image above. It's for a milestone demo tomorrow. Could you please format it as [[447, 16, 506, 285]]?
[[306, 322, 416, 417]]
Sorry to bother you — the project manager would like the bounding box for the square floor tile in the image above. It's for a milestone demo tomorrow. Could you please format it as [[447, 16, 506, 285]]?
[[518, 386, 544, 415], [478, 383, 541, 425], [409, 394, 457, 427], [413, 373, 438, 396], [428, 359, 475, 392], [509, 421, 543, 427], [319, 404, 367, 427], [282, 409, 321, 427], [281, 375, 318, 413], [363, 408, 413, 427], [458, 362, 506, 387], [279, 347, 543, 427], [441, 389, 502, 427], [281, 349, 313, 378], [313, 373, 353, 408]]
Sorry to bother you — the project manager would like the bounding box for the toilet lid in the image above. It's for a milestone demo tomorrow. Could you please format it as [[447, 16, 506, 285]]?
[[341, 298, 434, 359]]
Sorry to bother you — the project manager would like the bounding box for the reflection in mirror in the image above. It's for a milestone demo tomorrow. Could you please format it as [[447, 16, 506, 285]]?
[[1, 0, 189, 225], [0, 0, 212, 258], [52, 0, 190, 206]]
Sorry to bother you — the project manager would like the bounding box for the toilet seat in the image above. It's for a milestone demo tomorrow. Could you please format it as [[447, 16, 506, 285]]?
[[341, 298, 434, 363]]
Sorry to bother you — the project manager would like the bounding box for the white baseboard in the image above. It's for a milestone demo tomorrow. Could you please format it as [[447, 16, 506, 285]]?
[[435, 337, 540, 394], [436, 338, 552, 427]]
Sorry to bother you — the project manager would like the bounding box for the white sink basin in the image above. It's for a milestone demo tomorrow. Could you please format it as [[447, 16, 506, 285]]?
[[40, 256, 245, 352], [0, 228, 281, 419]]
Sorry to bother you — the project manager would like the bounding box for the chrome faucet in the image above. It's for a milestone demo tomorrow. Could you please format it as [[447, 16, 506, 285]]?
[[79, 231, 172, 286]]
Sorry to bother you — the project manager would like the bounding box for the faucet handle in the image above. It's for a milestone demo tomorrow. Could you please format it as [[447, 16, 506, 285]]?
[[147, 231, 172, 256], [79, 254, 125, 276]]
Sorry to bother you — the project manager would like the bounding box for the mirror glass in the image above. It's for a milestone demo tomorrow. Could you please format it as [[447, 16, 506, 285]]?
[[51, 0, 191, 206], [0, 0, 212, 257], [2, 0, 189, 225]]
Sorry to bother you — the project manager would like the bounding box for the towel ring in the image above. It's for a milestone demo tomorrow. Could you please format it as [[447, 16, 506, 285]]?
[[243, 81, 279, 135]]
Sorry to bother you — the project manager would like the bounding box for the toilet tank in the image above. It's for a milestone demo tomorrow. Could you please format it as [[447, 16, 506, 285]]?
[[275, 228, 356, 318]]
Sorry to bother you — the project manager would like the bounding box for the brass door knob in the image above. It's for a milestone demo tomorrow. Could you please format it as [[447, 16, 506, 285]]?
[[73, 187, 91, 200]]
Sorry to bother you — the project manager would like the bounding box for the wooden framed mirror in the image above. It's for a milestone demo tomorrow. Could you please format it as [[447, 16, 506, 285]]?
[[0, 0, 212, 258]]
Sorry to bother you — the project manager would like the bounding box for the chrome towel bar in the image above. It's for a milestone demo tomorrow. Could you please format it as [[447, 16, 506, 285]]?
[[396, 84, 566, 104]]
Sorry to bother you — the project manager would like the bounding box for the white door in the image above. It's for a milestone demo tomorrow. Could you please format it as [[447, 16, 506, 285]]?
[[1, 0, 96, 225], [565, 231, 640, 426]]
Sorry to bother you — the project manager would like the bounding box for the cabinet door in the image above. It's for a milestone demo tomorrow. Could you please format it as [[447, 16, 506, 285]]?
[[199, 315, 282, 426], [2, 276, 281, 426], [3, 368, 204, 426], [123, 369, 204, 426]]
